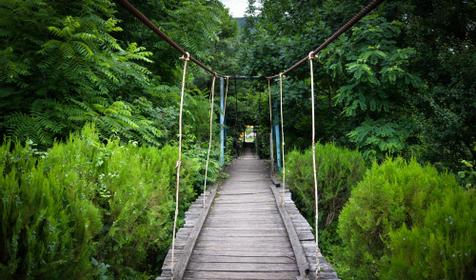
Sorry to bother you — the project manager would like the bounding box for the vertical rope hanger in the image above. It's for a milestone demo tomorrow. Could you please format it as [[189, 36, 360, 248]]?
[[278, 73, 286, 205], [203, 75, 217, 207], [267, 79, 275, 175], [171, 52, 190, 277], [308, 52, 320, 275]]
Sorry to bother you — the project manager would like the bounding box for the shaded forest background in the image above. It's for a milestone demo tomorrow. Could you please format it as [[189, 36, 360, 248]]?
[[1, 0, 475, 173]]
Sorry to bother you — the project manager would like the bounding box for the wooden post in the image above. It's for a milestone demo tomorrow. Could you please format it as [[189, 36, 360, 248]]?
[[219, 77, 225, 165]]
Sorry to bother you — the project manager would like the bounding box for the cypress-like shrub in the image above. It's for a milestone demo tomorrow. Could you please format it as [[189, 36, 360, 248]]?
[[0, 125, 199, 278], [286, 143, 367, 255], [337, 158, 476, 280]]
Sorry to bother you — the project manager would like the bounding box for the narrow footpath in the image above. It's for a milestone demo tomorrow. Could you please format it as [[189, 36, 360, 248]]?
[[183, 149, 299, 279]]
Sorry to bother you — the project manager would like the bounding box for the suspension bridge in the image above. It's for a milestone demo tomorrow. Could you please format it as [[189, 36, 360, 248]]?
[[116, 0, 384, 279]]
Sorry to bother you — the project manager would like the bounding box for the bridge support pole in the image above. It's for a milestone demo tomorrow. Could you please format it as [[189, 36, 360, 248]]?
[[269, 129, 274, 174], [219, 77, 225, 165], [274, 123, 282, 172]]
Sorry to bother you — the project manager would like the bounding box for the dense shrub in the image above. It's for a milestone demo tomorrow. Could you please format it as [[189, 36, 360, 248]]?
[[286, 143, 367, 254], [0, 125, 200, 279], [337, 158, 476, 280]]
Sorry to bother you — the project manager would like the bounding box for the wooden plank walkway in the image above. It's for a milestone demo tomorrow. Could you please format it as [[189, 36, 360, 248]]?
[[158, 149, 339, 280], [184, 152, 298, 279]]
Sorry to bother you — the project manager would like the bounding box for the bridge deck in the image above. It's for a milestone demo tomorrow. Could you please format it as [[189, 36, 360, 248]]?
[[159, 150, 339, 280], [184, 152, 298, 279]]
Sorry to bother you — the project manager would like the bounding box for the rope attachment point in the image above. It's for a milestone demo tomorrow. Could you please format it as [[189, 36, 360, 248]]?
[[308, 51, 316, 60], [180, 51, 191, 61]]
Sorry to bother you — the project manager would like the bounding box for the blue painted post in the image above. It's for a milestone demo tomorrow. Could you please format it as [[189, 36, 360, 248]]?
[[219, 77, 225, 165], [274, 122, 282, 172]]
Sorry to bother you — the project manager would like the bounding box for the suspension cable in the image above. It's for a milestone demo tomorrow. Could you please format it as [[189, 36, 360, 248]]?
[[203, 76, 217, 207], [278, 73, 286, 205], [171, 52, 190, 278], [267, 79, 275, 175], [308, 52, 320, 275], [116, 0, 383, 82]]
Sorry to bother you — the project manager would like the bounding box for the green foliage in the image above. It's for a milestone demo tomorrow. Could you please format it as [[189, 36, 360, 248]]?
[[240, 0, 475, 170], [0, 124, 200, 278], [286, 143, 366, 255], [337, 158, 476, 279], [458, 159, 476, 190], [0, 140, 101, 278], [0, 0, 238, 151], [454, 143, 476, 190], [347, 119, 413, 161], [321, 15, 425, 160], [0, 0, 158, 147]]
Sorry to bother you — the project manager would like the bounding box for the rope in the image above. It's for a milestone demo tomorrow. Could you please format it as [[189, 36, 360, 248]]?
[[267, 79, 274, 175], [279, 73, 286, 205], [203, 75, 217, 207], [309, 52, 320, 275], [171, 52, 190, 278]]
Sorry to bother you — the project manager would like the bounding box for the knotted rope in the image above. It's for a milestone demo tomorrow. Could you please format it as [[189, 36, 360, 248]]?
[[171, 52, 190, 277], [309, 51, 321, 275], [203, 75, 217, 207], [279, 73, 286, 205]]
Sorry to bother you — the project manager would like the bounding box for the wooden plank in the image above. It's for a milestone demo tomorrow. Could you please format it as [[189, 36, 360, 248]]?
[[202, 223, 286, 229], [189, 255, 296, 264], [217, 190, 269, 195], [194, 241, 292, 250], [197, 236, 290, 248], [183, 271, 298, 280], [186, 262, 298, 272], [199, 228, 287, 237], [210, 207, 278, 213], [191, 249, 296, 257], [204, 216, 284, 223]]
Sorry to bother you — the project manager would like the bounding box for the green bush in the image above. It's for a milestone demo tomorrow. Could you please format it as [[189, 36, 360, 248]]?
[[0, 124, 199, 278], [337, 158, 476, 280], [286, 143, 366, 255]]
